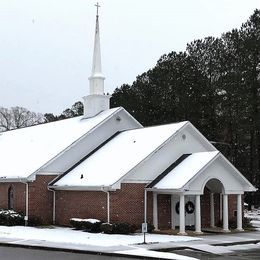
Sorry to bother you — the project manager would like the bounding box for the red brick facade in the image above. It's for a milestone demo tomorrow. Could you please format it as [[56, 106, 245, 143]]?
[[0, 182, 26, 213], [55, 190, 107, 226], [157, 194, 171, 229], [28, 175, 58, 224], [110, 183, 153, 225], [0, 177, 238, 230], [0, 175, 57, 225], [55, 183, 153, 226]]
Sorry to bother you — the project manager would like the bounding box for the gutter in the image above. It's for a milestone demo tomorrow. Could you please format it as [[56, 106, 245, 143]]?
[[48, 185, 116, 191], [0, 177, 28, 183]]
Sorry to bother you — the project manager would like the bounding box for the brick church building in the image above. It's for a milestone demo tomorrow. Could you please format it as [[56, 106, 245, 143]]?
[[0, 6, 256, 235]]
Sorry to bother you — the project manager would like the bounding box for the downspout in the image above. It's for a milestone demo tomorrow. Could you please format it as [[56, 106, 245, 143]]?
[[20, 180, 29, 226], [48, 187, 56, 225], [101, 187, 110, 223], [144, 189, 147, 224]]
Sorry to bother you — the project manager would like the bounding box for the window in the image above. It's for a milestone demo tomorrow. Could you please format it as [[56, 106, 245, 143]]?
[[8, 185, 14, 210]]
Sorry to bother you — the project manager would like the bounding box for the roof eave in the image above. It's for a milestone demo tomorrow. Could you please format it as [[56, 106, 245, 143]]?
[[145, 187, 183, 193], [48, 185, 116, 191], [0, 177, 31, 183]]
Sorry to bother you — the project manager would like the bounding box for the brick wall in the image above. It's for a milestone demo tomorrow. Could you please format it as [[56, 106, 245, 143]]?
[[110, 183, 153, 225], [55, 183, 152, 227], [157, 194, 171, 229], [0, 182, 26, 213], [28, 175, 57, 225], [55, 190, 108, 226], [201, 188, 237, 228]]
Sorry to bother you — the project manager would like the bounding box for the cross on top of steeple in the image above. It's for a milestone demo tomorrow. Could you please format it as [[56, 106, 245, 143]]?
[[95, 2, 100, 16]]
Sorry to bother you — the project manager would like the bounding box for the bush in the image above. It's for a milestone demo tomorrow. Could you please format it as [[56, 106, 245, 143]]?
[[147, 223, 155, 233], [243, 217, 253, 229], [90, 221, 103, 233], [0, 209, 24, 226], [137, 223, 154, 233], [70, 218, 84, 230], [70, 218, 102, 232], [101, 223, 113, 234], [112, 222, 131, 234]]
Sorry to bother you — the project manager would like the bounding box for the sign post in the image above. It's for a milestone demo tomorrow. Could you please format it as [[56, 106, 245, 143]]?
[[142, 222, 147, 244]]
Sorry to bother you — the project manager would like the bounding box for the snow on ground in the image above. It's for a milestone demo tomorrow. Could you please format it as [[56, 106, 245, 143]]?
[[244, 208, 260, 231], [0, 226, 201, 247], [225, 242, 260, 251]]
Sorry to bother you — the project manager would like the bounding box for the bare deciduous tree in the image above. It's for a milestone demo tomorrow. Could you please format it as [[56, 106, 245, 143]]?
[[0, 106, 44, 132]]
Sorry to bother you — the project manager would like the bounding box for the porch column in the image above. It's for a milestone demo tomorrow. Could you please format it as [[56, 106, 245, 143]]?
[[210, 193, 215, 228], [223, 194, 230, 232], [194, 195, 202, 234], [153, 192, 158, 230], [171, 194, 175, 230], [236, 194, 243, 231], [220, 193, 223, 221], [178, 194, 186, 235]]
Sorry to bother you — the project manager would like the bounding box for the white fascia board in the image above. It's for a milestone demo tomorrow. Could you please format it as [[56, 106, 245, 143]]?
[[121, 108, 143, 128], [26, 107, 123, 180], [183, 152, 257, 193], [0, 177, 31, 183], [49, 185, 115, 191], [112, 122, 189, 187], [35, 172, 60, 176], [185, 122, 217, 151], [218, 153, 257, 192], [182, 152, 220, 191], [145, 188, 183, 194]]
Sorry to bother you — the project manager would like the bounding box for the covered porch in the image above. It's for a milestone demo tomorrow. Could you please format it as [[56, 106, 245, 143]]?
[[144, 152, 256, 235]]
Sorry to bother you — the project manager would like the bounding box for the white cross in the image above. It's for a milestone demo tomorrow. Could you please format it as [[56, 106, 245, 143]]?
[[95, 2, 100, 16]]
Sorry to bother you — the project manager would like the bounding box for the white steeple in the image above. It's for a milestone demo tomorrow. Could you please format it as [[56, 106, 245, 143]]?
[[83, 2, 110, 118]]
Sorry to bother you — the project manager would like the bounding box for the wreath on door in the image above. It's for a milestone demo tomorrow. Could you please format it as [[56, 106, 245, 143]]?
[[175, 201, 195, 215], [185, 201, 195, 214]]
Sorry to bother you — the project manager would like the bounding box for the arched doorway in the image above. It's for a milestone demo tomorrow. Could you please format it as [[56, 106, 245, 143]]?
[[201, 178, 226, 230]]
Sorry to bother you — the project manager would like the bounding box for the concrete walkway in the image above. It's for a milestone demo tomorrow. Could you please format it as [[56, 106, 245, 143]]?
[[137, 230, 260, 254], [0, 230, 260, 259]]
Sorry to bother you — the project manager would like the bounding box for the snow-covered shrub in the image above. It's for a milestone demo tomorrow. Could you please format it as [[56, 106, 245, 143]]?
[[70, 218, 102, 232], [101, 222, 113, 234], [70, 218, 84, 230], [0, 209, 24, 226]]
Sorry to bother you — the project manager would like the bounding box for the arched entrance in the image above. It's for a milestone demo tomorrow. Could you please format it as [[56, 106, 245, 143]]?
[[201, 178, 224, 230]]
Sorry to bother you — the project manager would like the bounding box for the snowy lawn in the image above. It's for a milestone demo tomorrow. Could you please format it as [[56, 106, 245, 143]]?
[[0, 226, 201, 247], [244, 208, 260, 231]]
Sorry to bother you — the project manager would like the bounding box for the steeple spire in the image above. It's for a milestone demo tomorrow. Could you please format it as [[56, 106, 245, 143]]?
[[83, 2, 111, 118], [89, 2, 105, 95]]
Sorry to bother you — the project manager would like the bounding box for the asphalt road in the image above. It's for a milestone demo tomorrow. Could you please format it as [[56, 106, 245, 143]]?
[[0, 246, 136, 260]]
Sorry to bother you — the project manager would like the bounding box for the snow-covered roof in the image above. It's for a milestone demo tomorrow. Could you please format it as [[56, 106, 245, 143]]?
[[53, 121, 187, 188], [0, 108, 120, 179], [152, 151, 219, 190]]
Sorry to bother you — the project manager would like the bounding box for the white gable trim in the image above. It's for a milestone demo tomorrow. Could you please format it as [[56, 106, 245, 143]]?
[[112, 121, 217, 188], [27, 107, 142, 181], [111, 122, 189, 188], [183, 153, 256, 193]]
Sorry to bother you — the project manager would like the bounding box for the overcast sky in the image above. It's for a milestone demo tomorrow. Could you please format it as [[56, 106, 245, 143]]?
[[1, 0, 259, 114]]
